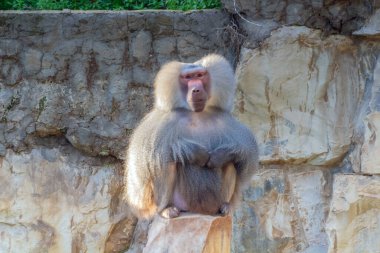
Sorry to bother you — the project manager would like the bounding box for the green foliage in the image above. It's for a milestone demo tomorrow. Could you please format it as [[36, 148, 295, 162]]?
[[0, 0, 221, 10]]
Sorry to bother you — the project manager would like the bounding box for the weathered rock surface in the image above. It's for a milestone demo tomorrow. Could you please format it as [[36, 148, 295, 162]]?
[[0, 10, 230, 159], [125, 219, 151, 253], [359, 55, 380, 175], [143, 214, 232, 253], [0, 145, 136, 252], [232, 167, 330, 253], [232, 18, 380, 252], [1, 6, 380, 253], [235, 26, 363, 166], [326, 174, 380, 253], [361, 112, 380, 174], [221, 0, 373, 39], [0, 10, 235, 253], [353, 9, 380, 36]]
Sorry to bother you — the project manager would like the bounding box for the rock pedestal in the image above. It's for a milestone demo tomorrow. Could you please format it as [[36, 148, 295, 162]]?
[[143, 214, 232, 253]]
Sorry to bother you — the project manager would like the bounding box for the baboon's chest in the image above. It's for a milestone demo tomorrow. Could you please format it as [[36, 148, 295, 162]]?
[[181, 115, 229, 144]]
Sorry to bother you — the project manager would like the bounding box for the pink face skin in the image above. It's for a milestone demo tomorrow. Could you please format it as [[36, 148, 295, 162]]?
[[179, 67, 210, 112]]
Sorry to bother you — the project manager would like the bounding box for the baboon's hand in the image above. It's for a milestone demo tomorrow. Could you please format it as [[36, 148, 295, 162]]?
[[188, 146, 210, 167]]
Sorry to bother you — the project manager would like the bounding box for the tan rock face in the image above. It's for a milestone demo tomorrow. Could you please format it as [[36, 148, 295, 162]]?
[[0, 147, 135, 253], [361, 112, 380, 174], [360, 56, 380, 174], [232, 168, 330, 253], [326, 175, 380, 253], [353, 9, 380, 36], [143, 214, 232, 253], [235, 26, 364, 166]]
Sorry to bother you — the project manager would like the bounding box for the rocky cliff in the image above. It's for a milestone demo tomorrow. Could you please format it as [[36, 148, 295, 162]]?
[[1, 1, 380, 252]]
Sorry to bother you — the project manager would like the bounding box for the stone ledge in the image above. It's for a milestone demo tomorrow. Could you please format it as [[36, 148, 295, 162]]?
[[143, 214, 232, 253]]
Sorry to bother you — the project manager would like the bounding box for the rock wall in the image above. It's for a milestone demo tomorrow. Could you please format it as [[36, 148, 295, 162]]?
[[228, 1, 380, 253], [1, 2, 380, 253], [0, 10, 230, 159], [0, 10, 231, 253]]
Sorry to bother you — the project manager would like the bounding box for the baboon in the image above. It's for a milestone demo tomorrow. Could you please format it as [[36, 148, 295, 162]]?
[[124, 54, 258, 219]]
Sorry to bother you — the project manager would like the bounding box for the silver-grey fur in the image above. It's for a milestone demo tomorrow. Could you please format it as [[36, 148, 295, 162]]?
[[124, 54, 258, 218]]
